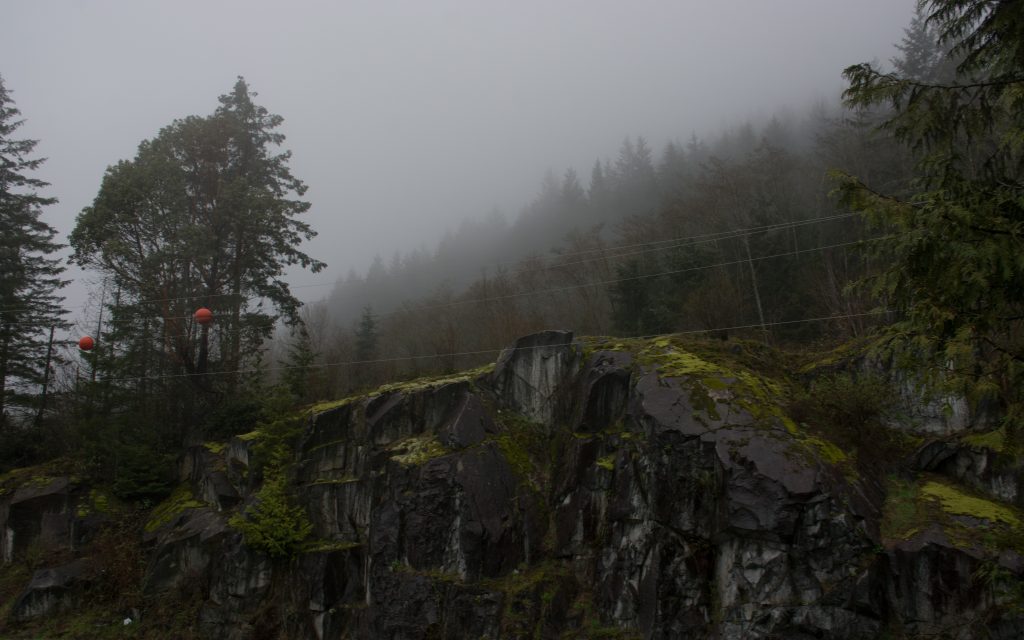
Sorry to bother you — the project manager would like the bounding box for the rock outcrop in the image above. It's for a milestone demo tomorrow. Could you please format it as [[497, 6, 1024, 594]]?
[[3, 331, 1023, 638]]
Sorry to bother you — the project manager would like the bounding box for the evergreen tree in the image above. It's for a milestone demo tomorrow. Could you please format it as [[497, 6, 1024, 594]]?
[[0, 74, 67, 426], [352, 306, 380, 388], [891, 5, 958, 82], [70, 78, 324, 408], [281, 321, 317, 403], [839, 1, 1024, 432], [355, 306, 378, 363]]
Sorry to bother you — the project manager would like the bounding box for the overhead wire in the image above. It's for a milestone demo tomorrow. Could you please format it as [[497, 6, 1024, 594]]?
[[504, 212, 859, 275], [506, 211, 858, 266], [378, 236, 879, 319], [56, 233, 879, 343], [0, 211, 862, 316], [85, 310, 889, 385]]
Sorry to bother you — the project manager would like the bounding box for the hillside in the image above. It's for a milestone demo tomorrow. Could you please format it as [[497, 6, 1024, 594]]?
[[2, 331, 1022, 639]]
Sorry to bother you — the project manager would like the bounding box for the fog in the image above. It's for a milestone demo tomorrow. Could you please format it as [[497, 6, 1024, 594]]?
[[2, 0, 915, 314]]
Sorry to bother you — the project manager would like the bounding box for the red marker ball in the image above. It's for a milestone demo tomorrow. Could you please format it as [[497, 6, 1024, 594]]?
[[78, 336, 95, 351], [194, 307, 214, 325]]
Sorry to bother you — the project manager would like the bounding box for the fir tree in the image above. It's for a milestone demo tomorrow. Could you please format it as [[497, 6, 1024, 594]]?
[[355, 306, 378, 363], [839, 1, 1024, 435], [70, 77, 324, 405], [0, 74, 67, 426]]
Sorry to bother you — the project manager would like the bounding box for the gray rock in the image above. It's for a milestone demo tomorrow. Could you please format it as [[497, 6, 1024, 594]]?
[[11, 557, 94, 621], [7, 332, 1023, 639], [489, 329, 579, 424]]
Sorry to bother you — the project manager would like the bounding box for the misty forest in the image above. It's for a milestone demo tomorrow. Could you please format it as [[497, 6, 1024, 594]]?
[[2, 1, 1024, 638]]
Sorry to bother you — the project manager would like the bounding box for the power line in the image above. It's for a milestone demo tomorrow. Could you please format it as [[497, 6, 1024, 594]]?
[[506, 212, 859, 275], [509, 211, 859, 267], [53, 234, 877, 343], [86, 310, 888, 385], [378, 237, 878, 319], [0, 211, 862, 316]]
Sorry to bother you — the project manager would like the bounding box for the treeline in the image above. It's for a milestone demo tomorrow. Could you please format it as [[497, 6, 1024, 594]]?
[[296, 106, 912, 397], [303, 11, 958, 400]]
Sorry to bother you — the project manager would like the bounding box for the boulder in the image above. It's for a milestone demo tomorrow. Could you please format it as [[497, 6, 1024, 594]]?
[[11, 557, 94, 621]]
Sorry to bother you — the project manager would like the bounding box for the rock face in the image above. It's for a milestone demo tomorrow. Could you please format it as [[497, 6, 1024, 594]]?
[[1, 476, 77, 565], [3, 332, 1024, 638], [10, 557, 95, 621]]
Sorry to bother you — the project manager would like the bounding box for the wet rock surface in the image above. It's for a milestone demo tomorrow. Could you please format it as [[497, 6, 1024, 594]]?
[[11, 557, 94, 621], [4, 332, 1024, 638]]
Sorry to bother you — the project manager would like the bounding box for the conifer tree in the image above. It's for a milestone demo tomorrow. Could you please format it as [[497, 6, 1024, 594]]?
[[355, 306, 378, 362], [71, 77, 324, 407], [0, 74, 67, 426], [839, 1, 1024, 431]]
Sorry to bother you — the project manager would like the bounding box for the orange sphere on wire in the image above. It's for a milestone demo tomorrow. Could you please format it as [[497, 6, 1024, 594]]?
[[78, 336, 95, 351], [194, 307, 214, 326]]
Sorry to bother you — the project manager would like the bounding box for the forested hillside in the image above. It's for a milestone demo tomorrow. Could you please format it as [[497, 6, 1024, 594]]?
[[2, 2, 1024, 637]]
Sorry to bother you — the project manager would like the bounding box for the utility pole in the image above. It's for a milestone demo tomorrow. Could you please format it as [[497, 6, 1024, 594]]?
[[90, 282, 107, 384], [743, 236, 770, 346], [35, 324, 55, 428]]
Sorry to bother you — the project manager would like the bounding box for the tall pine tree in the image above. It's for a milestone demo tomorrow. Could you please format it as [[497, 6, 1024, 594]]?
[[0, 74, 67, 427]]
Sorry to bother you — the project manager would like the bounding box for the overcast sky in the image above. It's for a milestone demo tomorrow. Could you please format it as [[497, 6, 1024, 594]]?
[[2, 0, 915, 317]]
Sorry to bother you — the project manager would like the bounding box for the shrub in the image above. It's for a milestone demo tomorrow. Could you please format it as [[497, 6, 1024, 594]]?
[[790, 372, 898, 458], [229, 476, 312, 557]]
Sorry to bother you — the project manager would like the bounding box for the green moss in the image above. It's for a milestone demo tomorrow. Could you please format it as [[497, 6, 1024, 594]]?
[[781, 416, 799, 435], [493, 411, 549, 491], [389, 435, 448, 466], [578, 336, 645, 356], [23, 474, 60, 489], [299, 539, 362, 553], [596, 454, 616, 471], [236, 429, 262, 442], [641, 345, 722, 378], [0, 458, 76, 488], [309, 364, 496, 415], [144, 484, 205, 533], [76, 488, 116, 518], [882, 475, 1024, 554], [310, 395, 358, 414], [310, 476, 360, 486], [373, 364, 495, 396], [802, 436, 848, 465], [635, 338, 793, 433], [922, 480, 1020, 527], [203, 441, 226, 454], [962, 426, 1006, 453], [881, 476, 925, 542]]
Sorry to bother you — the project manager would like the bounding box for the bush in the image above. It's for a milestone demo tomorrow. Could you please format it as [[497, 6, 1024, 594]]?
[[228, 386, 312, 557], [790, 372, 897, 456], [229, 476, 312, 557]]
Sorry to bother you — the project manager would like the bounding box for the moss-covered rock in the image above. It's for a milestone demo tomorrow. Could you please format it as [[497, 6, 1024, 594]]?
[[144, 484, 206, 533]]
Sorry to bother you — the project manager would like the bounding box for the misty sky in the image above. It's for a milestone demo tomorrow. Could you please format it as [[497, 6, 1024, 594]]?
[[2, 0, 915, 316]]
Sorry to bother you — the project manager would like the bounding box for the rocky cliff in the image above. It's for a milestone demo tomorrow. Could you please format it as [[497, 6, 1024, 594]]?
[[2, 331, 1023, 639]]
